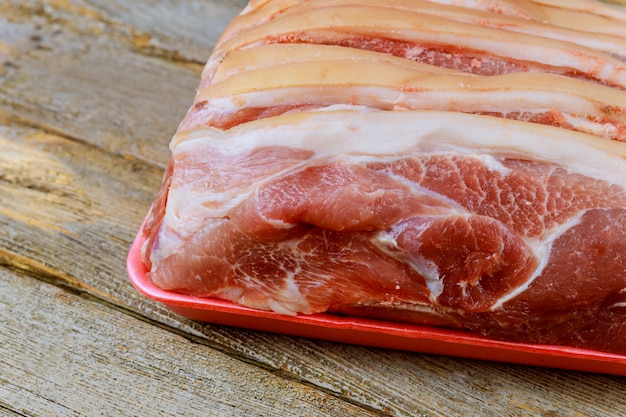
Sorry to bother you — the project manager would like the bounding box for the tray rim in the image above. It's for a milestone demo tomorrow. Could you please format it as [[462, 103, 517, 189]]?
[[127, 226, 626, 376]]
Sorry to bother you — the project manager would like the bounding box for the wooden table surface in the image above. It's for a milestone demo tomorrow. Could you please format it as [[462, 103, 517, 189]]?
[[1, 1, 626, 416]]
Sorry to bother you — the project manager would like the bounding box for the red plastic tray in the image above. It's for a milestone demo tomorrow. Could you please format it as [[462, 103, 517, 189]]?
[[127, 228, 626, 376]]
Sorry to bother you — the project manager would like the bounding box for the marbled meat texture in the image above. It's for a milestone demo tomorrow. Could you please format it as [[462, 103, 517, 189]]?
[[142, 0, 626, 354]]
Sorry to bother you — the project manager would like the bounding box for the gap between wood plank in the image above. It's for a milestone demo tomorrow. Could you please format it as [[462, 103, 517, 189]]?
[[0, 403, 29, 417]]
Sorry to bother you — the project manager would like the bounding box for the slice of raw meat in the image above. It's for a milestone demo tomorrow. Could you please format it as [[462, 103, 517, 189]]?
[[202, 2, 626, 88], [184, 43, 626, 139], [225, 0, 626, 55], [143, 109, 626, 354], [141, 0, 626, 355]]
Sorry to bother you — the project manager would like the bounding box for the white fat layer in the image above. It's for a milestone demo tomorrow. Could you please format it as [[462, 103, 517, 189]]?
[[473, 154, 512, 176], [372, 228, 444, 300], [173, 110, 626, 181], [489, 211, 586, 310], [203, 87, 604, 120], [160, 110, 626, 261], [391, 302, 437, 313], [214, 287, 244, 302], [561, 112, 617, 139], [359, 300, 443, 314], [238, 264, 313, 315]]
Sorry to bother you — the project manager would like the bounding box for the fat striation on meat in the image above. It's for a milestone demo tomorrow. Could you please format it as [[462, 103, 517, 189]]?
[[141, 0, 626, 354]]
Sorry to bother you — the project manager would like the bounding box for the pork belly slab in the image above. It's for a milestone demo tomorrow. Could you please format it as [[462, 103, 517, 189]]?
[[141, 0, 626, 354]]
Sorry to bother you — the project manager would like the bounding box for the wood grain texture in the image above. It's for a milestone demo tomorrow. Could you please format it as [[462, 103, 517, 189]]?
[[0, 267, 376, 417], [1, 1, 626, 416]]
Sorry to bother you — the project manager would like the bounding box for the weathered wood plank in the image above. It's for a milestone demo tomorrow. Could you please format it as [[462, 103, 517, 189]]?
[[0, 3, 202, 167], [0, 267, 377, 417], [0, 406, 25, 417], [0, 0, 248, 168], [0, 122, 160, 296], [3, 0, 246, 64]]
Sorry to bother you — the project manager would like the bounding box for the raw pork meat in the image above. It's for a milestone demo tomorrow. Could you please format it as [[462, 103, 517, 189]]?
[[141, 0, 626, 354]]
